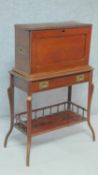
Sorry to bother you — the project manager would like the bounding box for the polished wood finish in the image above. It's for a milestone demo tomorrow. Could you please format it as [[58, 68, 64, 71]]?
[[87, 74, 95, 141], [15, 111, 87, 136], [14, 22, 92, 74], [13, 65, 93, 81], [31, 71, 91, 92], [26, 95, 32, 166], [4, 74, 14, 147], [4, 69, 95, 166], [4, 22, 95, 166]]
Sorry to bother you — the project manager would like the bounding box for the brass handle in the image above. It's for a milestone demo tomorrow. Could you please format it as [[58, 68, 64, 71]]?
[[76, 74, 85, 82], [39, 81, 49, 89], [18, 48, 25, 55]]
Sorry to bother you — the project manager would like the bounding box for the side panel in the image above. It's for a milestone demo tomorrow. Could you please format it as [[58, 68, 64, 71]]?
[[15, 28, 30, 73]]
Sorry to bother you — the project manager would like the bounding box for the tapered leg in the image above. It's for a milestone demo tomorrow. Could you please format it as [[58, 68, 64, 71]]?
[[87, 78, 95, 141], [26, 96, 32, 166], [67, 86, 72, 110], [4, 75, 14, 147]]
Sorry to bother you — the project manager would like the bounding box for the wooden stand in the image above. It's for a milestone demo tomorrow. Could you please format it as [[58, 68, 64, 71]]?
[[4, 67, 95, 166]]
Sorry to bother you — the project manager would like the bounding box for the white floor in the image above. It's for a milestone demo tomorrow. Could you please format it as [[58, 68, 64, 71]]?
[[0, 115, 98, 175]]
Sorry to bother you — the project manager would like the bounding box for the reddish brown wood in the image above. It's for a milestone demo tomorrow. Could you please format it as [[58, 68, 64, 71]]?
[[11, 68, 93, 93], [12, 65, 93, 81], [14, 22, 92, 74], [15, 111, 87, 136], [31, 27, 91, 73], [15, 101, 87, 118], [87, 71, 95, 141], [26, 95, 32, 166], [4, 74, 14, 147], [31, 71, 91, 92], [4, 22, 95, 166]]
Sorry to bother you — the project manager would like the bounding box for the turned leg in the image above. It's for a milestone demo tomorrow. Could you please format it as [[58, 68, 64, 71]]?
[[4, 75, 14, 147], [26, 95, 32, 166], [87, 79, 95, 141], [67, 86, 72, 110]]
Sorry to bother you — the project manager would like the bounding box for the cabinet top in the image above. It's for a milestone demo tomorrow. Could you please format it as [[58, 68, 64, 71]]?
[[15, 21, 92, 31]]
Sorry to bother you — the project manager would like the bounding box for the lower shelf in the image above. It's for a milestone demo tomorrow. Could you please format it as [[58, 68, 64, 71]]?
[[15, 111, 87, 136]]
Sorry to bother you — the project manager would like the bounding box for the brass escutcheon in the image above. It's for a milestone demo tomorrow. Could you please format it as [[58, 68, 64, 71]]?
[[76, 74, 85, 82], [39, 81, 49, 89]]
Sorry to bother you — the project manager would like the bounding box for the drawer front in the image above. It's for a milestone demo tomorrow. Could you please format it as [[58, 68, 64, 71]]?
[[31, 72, 90, 92]]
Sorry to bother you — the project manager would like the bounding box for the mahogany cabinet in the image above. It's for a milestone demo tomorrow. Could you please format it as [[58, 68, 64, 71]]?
[[15, 22, 92, 75], [4, 22, 95, 166]]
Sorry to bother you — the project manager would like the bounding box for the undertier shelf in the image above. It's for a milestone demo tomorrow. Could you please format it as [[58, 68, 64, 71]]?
[[15, 101, 87, 136], [15, 111, 87, 136]]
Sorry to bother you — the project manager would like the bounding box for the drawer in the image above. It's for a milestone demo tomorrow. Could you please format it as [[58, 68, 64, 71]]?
[[31, 72, 91, 92]]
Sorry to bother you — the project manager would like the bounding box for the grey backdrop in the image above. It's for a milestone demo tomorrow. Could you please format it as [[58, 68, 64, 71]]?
[[0, 0, 98, 116]]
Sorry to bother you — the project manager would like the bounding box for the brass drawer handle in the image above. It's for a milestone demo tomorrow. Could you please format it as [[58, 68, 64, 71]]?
[[18, 47, 25, 55], [76, 74, 85, 82], [39, 81, 49, 89]]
